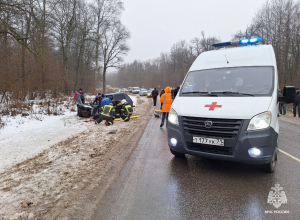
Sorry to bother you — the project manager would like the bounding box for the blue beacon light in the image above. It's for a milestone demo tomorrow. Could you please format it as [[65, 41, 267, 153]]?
[[240, 38, 262, 44], [212, 38, 263, 47]]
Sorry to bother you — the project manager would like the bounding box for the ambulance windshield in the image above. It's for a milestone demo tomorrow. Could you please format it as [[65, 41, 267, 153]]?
[[181, 66, 274, 97]]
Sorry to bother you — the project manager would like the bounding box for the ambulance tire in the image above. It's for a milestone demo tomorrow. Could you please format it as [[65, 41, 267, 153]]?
[[170, 149, 185, 158], [262, 150, 277, 173]]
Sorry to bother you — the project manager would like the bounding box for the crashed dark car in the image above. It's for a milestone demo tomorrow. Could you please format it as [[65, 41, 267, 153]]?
[[76, 92, 134, 118], [105, 92, 134, 118]]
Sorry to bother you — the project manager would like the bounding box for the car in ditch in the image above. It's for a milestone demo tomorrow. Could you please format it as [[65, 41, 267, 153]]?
[[105, 92, 134, 118]]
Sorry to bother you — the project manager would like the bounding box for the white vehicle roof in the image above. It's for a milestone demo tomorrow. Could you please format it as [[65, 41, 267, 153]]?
[[189, 45, 276, 72]]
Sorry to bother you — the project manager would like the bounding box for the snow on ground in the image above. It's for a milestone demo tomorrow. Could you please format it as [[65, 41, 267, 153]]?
[[129, 95, 137, 106], [0, 110, 88, 174], [0, 94, 136, 174], [0, 94, 152, 219]]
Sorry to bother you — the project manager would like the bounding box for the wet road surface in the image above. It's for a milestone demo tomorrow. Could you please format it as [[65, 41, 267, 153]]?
[[93, 116, 300, 220]]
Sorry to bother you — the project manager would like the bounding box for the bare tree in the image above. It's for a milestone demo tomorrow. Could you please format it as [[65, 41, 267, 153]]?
[[191, 31, 220, 57], [49, 0, 79, 94], [100, 22, 130, 93], [90, 0, 124, 92], [233, 0, 300, 87]]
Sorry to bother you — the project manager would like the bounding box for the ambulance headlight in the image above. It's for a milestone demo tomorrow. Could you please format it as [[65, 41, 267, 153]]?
[[168, 108, 179, 126], [247, 112, 271, 131], [170, 138, 177, 146], [248, 147, 261, 157]]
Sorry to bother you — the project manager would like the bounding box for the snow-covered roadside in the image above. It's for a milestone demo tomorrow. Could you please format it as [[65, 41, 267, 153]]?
[[0, 111, 88, 174], [0, 94, 136, 174], [129, 95, 137, 106], [0, 94, 153, 220]]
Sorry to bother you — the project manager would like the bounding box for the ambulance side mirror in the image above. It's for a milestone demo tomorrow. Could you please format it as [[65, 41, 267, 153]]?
[[278, 86, 295, 104]]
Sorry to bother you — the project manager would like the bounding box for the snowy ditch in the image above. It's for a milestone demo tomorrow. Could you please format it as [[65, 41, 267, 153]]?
[[0, 94, 149, 220], [0, 94, 137, 174]]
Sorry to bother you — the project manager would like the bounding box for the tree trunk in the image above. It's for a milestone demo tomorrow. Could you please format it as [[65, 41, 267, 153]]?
[[103, 66, 106, 93]]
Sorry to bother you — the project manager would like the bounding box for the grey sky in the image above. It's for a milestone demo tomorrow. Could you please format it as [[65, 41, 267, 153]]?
[[121, 0, 267, 63]]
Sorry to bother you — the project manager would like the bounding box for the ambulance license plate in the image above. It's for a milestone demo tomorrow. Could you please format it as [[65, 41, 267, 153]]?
[[193, 137, 224, 146]]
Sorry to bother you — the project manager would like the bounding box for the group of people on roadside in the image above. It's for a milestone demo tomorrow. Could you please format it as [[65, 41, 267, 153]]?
[[151, 85, 180, 128], [278, 88, 300, 117], [74, 89, 133, 126]]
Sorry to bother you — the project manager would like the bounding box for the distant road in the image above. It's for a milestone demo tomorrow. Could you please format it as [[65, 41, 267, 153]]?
[[93, 115, 300, 220]]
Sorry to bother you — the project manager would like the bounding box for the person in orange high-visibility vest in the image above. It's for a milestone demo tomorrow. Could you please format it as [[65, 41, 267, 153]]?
[[159, 86, 173, 128]]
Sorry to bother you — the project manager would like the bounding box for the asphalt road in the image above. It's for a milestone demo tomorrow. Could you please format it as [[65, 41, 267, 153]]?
[[93, 115, 300, 220]]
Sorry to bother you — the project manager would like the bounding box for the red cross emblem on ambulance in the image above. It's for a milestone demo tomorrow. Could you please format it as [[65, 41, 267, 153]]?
[[205, 102, 222, 111]]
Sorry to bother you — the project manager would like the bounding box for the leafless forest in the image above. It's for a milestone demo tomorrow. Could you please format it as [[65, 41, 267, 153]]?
[[0, 0, 130, 102], [109, 0, 300, 90], [1, 0, 300, 102]]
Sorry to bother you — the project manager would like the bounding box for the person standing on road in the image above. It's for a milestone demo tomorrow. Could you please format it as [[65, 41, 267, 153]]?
[[160, 88, 165, 110], [151, 88, 159, 106], [173, 85, 181, 99], [160, 88, 165, 97], [160, 86, 173, 128], [293, 88, 300, 117], [278, 89, 286, 115], [95, 103, 116, 126]]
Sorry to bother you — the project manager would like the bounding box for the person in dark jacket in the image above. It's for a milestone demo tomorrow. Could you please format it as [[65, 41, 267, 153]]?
[[293, 88, 300, 117], [151, 88, 159, 106], [93, 93, 102, 105], [278, 89, 286, 115], [78, 89, 85, 103], [95, 103, 116, 126], [92, 93, 102, 117], [173, 85, 180, 99], [74, 88, 85, 116], [160, 89, 165, 110]]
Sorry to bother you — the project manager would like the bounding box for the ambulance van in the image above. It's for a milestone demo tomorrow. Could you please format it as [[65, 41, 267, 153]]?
[[167, 38, 294, 173]]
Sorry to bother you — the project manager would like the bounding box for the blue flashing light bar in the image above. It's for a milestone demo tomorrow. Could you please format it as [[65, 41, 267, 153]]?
[[240, 39, 249, 44], [240, 37, 262, 44], [212, 38, 263, 47]]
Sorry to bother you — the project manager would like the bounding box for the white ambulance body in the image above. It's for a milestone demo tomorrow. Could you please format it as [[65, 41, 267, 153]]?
[[167, 40, 279, 172]]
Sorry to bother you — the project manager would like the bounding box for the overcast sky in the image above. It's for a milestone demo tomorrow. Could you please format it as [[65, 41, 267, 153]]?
[[120, 0, 267, 63]]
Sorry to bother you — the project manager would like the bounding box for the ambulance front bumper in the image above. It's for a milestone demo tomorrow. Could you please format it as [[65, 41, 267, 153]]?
[[167, 118, 278, 164]]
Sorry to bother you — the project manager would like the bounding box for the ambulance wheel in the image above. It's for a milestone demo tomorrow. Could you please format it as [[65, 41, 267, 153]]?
[[262, 151, 277, 173], [170, 149, 185, 158]]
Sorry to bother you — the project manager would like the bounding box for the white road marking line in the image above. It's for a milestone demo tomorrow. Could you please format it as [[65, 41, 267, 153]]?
[[279, 149, 300, 162]]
